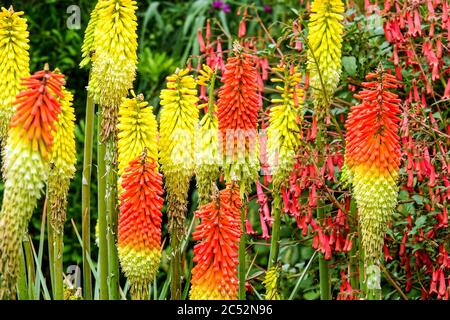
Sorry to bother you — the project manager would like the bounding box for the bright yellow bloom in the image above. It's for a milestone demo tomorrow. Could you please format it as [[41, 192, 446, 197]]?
[[263, 266, 282, 300], [159, 68, 199, 241], [88, 0, 138, 140], [307, 0, 344, 119], [267, 65, 303, 190], [197, 64, 214, 87], [48, 89, 77, 233], [117, 92, 159, 178], [80, 1, 100, 68], [0, 6, 30, 144]]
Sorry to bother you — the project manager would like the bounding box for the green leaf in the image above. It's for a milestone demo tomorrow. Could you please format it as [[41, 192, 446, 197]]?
[[412, 195, 425, 205], [342, 56, 357, 76]]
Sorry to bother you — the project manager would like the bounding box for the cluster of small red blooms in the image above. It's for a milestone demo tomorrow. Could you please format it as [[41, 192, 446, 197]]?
[[381, 0, 450, 95], [279, 140, 351, 260], [337, 270, 358, 300], [387, 211, 449, 299]]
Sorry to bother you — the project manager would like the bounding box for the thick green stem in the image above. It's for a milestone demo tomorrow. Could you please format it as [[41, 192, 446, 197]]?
[[17, 245, 29, 300], [47, 212, 55, 294], [97, 109, 109, 300], [318, 206, 331, 300], [81, 93, 95, 300], [349, 199, 359, 290], [268, 194, 281, 269], [238, 204, 247, 300], [22, 236, 35, 300], [106, 138, 119, 300], [53, 230, 64, 300], [170, 230, 181, 300]]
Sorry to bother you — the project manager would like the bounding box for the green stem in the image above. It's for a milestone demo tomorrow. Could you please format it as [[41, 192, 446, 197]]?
[[106, 138, 119, 299], [359, 232, 367, 297], [348, 199, 359, 290], [238, 204, 247, 300], [47, 210, 55, 295], [53, 229, 64, 300], [81, 92, 95, 300], [268, 194, 281, 269], [170, 228, 181, 300], [22, 236, 35, 300], [17, 245, 29, 300], [318, 206, 331, 300], [97, 108, 109, 300]]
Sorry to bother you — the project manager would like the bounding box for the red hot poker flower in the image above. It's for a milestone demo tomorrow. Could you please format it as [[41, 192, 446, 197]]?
[[190, 184, 242, 300]]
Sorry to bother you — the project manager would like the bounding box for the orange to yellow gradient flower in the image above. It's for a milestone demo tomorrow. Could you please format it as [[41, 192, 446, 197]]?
[[190, 184, 242, 300], [118, 153, 163, 300], [344, 67, 401, 268]]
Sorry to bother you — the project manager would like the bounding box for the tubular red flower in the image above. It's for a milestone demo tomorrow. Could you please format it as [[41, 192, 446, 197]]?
[[118, 154, 163, 299], [190, 184, 242, 300], [10, 69, 64, 159]]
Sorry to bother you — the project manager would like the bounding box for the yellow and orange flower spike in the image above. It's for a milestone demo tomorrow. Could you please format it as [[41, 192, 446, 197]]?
[[49, 89, 77, 234], [344, 67, 401, 271], [118, 153, 163, 300], [88, 0, 138, 140], [307, 0, 344, 120], [267, 64, 303, 190], [190, 184, 242, 300], [0, 6, 30, 145], [217, 46, 260, 195], [0, 67, 64, 299], [117, 92, 159, 178]]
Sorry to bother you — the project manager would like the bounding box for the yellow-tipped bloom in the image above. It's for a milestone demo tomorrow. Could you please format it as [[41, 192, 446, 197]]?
[[195, 64, 220, 205], [117, 92, 159, 178], [267, 65, 303, 190], [307, 0, 344, 119], [263, 266, 282, 300], [80, 1, 100, 69], [88, 0, 138, 140], [0, 6, 30, 144], [159, 68, 199, 241], [48, 89, 77, 233]]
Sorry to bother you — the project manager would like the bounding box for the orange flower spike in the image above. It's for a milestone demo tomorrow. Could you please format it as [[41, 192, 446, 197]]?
[[344, 67, 401, 274], [118, 154, 163, 300], [217, 47, 260, 194], [190, 184, 242, 300]]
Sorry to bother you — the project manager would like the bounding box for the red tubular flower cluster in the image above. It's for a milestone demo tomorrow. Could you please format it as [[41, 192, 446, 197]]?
[[190, 184, 242, 300], [10, 68, 64, 158], [217, 51, 259, 133], [118, 155, 163, 298]]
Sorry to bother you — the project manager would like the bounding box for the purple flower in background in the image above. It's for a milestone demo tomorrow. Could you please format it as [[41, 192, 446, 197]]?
[[212, 0, 223, 10], [263, 4, 273, 14], [223, 3, 231, 13], [212, 0, 230, 13]]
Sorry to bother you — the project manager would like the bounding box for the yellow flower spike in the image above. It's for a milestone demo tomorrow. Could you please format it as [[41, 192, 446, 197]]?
[[195, 65, 220, 205], [48, 89, 77, 234], [117, 92, 159, 179], [80, 1, 100, 69], [0, 6, 30, 145], [263, 266, 282, 300], [267, 65, 303, 190], [307, 0, 344, 121], [88, 0, 138, 140], [159, 68, 199, 243]]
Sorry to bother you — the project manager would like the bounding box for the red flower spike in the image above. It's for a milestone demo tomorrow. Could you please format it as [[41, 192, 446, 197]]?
[[10, 68, 64, 159], [190, 184, 242, 300]]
